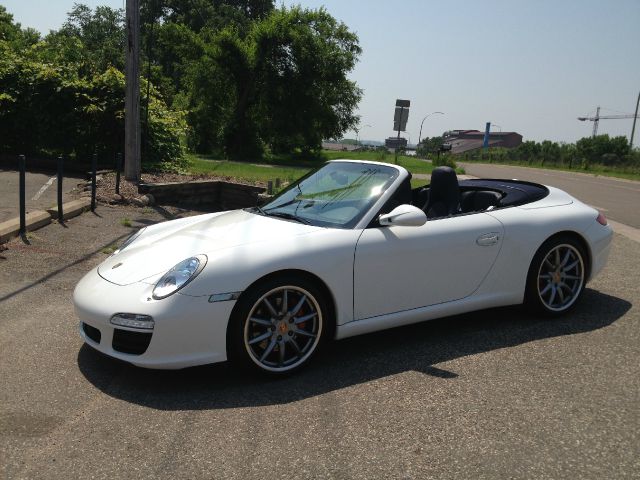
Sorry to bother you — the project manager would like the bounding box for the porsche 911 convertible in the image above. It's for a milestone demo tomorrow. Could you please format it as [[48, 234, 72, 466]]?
[[74, 160, 612, 374]]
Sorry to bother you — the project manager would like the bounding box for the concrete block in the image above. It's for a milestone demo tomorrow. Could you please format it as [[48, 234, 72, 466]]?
[[46, 198, 91, 221], [0, 210, 51, 243]]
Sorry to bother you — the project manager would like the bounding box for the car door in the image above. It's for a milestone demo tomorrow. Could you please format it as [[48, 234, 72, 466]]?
[[353, 213, 504, 320]]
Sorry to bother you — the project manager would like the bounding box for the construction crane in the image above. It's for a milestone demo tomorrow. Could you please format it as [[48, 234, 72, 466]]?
[[577, 106, 639, 138]]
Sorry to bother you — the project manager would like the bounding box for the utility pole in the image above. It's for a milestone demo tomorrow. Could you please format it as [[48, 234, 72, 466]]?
[[592, 106, 600, 138], [125, 0, 141, 182], [631, 90, 640, 150]]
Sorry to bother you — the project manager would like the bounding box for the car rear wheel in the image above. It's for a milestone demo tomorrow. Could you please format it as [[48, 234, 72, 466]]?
[[526, 236, 586, 316], [228, 276, 327, 374]]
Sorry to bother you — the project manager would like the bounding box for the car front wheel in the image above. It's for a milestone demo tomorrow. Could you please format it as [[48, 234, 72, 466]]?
[[526, 236, 587, 316], [229, 276, 327, 374]]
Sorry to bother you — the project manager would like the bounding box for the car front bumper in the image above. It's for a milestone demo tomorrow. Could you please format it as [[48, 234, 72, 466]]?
[[73, 268, 235, 369]]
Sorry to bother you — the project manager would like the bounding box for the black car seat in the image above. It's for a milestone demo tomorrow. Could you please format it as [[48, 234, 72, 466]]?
[[460, 190, 502, 213], [376, 177, 413, 220], [422, 166, 460, 218]]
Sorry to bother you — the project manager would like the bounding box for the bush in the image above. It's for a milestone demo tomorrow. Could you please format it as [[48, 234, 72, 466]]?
[[432, 154, 457, 169]]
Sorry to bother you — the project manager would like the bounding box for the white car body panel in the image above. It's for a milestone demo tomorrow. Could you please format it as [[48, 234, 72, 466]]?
[[74, 268, 233, 368], [354, 213, 504, 319], [73, 161, 613, 369]]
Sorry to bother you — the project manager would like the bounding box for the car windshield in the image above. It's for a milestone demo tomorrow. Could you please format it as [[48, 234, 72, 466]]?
[[256, 162, 399, 228]]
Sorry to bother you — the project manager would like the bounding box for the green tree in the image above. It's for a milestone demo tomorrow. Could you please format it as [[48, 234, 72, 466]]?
[[540, 140, 560, 166], [416, 136, 444, 157], [576, 134, 630, 167], [53, 4, 125, 75], [0, 6, 39, 49], [191, 5, 362, 158], [0, 5, 184, 168], [254, 7, 361, 154]]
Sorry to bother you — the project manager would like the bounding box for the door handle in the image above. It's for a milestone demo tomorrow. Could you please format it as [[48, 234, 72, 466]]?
[[476, 233, 500, 246]]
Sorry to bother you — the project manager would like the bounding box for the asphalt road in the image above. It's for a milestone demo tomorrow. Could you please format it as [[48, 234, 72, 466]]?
[[0, 169, 85, 223], [459, 163, 640, 229], [0, 205, 638, 479]]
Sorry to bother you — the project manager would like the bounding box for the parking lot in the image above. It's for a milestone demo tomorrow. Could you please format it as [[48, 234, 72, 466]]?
[[0, 199, 638, 479], [0, 169, 85, 224]]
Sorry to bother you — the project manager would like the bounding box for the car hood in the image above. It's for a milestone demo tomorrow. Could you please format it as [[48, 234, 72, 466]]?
[[97, 210, 319, 286]]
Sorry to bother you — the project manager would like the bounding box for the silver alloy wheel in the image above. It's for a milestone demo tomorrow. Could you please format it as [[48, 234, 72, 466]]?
[[536, 243, 585, 312], [243, 285, 323, 372]]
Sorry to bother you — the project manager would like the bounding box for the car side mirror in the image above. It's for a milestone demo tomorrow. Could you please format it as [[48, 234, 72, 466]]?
[[378, 204, 427, 227]]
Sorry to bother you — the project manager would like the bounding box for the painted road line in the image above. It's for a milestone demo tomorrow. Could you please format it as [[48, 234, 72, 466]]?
[[32, 175, 56, 201]]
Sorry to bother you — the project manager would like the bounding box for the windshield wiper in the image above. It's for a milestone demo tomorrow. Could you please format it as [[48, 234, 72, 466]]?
[[246, 205, 267, 215], [265, 211, 311, 224]]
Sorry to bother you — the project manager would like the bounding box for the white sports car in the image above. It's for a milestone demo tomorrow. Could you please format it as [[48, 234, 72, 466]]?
[[74, 160, 613, 374]]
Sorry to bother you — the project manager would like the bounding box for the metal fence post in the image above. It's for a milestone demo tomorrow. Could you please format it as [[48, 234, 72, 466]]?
[[91, 153, 97, 212], [115, 152, 122, 195], [57, 155, 64, 221], [19, 154, 26, 236]]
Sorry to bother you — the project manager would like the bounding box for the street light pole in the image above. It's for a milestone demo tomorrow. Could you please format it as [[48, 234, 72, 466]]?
[[418, 112, 444, 145]]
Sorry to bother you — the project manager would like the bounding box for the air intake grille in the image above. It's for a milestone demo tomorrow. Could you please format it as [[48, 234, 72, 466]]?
[[82, 322, 102, 344], [112, 329, 152, 355]]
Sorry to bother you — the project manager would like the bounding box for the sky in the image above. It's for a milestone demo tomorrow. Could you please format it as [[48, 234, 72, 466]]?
[[3, 0, 640, 144]]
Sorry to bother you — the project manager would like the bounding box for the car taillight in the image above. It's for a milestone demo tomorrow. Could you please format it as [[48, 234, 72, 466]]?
[[596, 212, 608, 226]]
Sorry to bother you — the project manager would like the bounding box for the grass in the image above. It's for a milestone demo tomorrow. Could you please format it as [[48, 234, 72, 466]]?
[[101, 244, 118, 255], [120, 217, 132, 227], [186, 150, 465, 188], [187, 153, 308, 185]]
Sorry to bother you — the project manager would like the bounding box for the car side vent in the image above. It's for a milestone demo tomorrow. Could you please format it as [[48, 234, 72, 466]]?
[[82, 322, 102, 344]]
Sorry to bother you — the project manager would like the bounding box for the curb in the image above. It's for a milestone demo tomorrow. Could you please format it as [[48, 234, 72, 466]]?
[[0, 198, 91, 244], [46, 198, 92, 222]]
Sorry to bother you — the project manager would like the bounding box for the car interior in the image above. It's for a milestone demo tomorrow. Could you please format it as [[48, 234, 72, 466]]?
[[409, 166, 504, 219], [372, 165, 550, 226]]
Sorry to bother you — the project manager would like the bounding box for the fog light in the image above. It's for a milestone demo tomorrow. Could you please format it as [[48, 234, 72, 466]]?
[[110, 313, 155, 330]]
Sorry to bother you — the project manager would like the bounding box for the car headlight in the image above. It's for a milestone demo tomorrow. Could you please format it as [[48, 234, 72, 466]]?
[[113, 227, 146, 255], [152, 255, 207, 299]]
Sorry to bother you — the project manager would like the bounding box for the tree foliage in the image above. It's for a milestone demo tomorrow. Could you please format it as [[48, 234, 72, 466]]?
[[460, 135, 638, 171], [1, 2, 362, 164], [0, 5, 183, 168], [142, 1, 361, 159], [416, 136, 444, 156]]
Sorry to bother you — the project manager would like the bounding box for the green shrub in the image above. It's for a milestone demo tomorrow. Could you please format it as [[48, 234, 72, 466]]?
[[432, 155, 457, 169]]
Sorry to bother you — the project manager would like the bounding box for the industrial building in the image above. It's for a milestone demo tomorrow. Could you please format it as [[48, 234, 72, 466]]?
[[384, 137, 408, 150]]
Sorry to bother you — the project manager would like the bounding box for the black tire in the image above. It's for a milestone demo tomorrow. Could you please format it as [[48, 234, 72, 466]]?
[[227, 274, 329, 375], [525, 235, 587, 316]]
